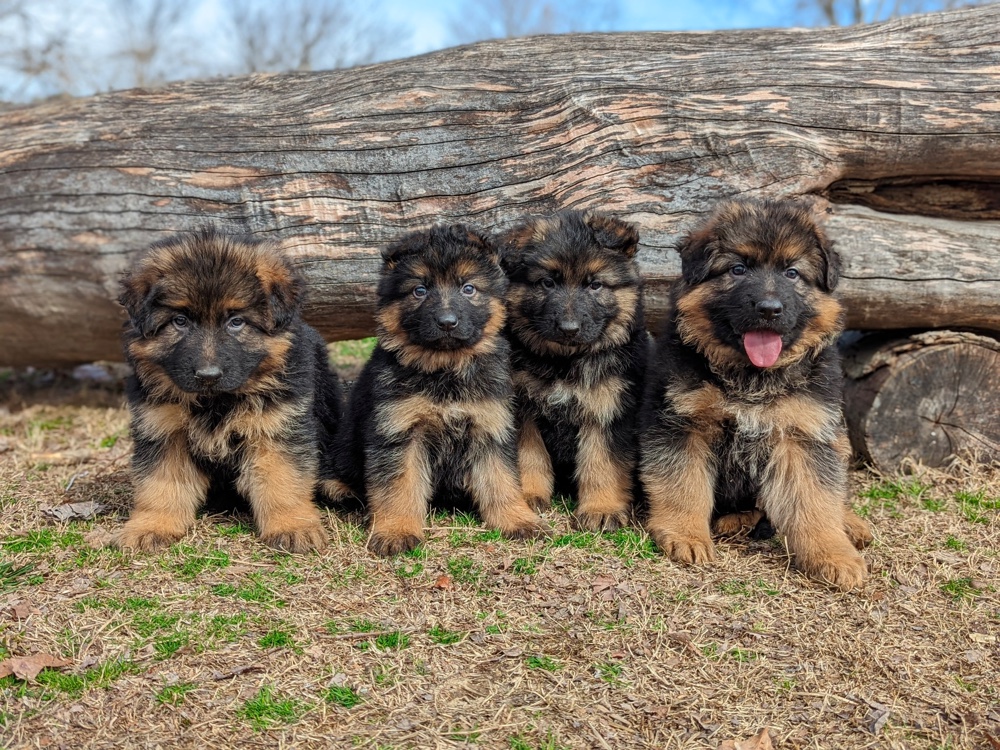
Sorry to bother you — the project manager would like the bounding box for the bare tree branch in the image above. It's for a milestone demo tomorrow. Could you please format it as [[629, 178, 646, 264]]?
[[449, 0, 619, 44]]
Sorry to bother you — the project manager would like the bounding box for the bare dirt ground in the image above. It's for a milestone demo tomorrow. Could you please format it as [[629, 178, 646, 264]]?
[[0, 364, 997, 750]]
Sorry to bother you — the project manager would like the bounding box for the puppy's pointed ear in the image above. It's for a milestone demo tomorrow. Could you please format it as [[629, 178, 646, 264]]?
[[813, 227, 841, 292], [677, 226, 716, 286], [584, 211, 639, 258]]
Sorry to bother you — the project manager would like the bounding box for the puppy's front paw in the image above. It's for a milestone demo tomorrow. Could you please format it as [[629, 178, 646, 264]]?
[[649, 527, 717, 564], [261, 523, 328, 554], [844, 510, 874, 550], [800, 547, 868, 591], [115, 522, 185, 552], [368, 532, 423, 557], [574, 508, 629, 533], [523, 494, 552, 513]]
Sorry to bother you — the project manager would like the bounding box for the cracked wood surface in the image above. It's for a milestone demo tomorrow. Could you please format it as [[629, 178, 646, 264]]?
[[2, 6, 1000, 366]]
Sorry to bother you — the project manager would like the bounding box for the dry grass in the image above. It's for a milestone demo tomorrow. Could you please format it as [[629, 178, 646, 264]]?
[[0, 371, 998, 749]]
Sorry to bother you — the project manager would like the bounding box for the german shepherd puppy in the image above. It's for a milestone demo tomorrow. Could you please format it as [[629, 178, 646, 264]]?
[[500, 210, 648, 531], [337, 224, 544, 556], [639, 199, 872, 590], [117, 229, 341, 553]]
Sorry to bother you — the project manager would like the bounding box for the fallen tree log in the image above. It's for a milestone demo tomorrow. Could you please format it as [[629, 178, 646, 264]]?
[[842, 331, 1000, 471], [2, 6, 1000, 367]]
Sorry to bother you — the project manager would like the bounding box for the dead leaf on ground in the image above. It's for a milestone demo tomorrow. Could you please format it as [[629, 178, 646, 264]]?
[[8, 602, 39, 620], [0, 654, 72, 681], [984, 734, 1000, 750], [719, 727, 773, 750], [83, 528, 115, 548], [433, 575, 454, 591], [41, 501, 107, 522]]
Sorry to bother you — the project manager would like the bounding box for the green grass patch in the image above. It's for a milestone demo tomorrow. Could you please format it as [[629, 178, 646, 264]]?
[[509, 731, 570, 750], [525, 655, 561, 671], [239, 686, 307, 730], [153, 632, 191, 660], [595, 661, 623, 683], [857, 478, 930, 518], [395, 561, 424, 578], [607, 527, 658, 560], [98, 431, 123, 449], [719, 578, 780, 597], [447, 555, 484, 586], [956, 489, 1000, 524], [940, 577, 980, 601], [216, 520, 254, 537], [258, 629, 297, 650], [945, 535, 968, 551], [728, 648, 758, 662], [0, 562, 39, 590], [156, 682, 196, 705], [35, 657, 141, 697], [172, 547, 230, 579], [512, 555, 545, 576], [325, 685, 362, 708], [2, 528, 84, 554], [552, 531, 600, 550], [211, 575, 286, 607], [428, 626, 463, 645], [28, 415, 74, 433], [329, 338, 377, 369], [371, 631, 409, 651]]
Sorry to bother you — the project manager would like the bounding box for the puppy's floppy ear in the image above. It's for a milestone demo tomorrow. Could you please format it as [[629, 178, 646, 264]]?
[[382, 229, 431, 270], [496, 220, 535, 274], [452, 223, 500, 265], [257, 251, 305, 332], [584, 211, 640, 258], [677, 226, 716, 286], [118, 259, 161, 339], [813, 226, 841, 292]]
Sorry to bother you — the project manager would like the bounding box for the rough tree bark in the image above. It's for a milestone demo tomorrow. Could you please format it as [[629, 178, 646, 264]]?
[[1, 6, 999, 368]]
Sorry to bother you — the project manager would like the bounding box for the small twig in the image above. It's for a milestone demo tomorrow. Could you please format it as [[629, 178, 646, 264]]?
[[211, 664, 264, 681]]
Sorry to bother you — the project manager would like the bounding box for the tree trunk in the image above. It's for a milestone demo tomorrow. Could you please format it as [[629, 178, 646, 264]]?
[[843, 331, 1000, 471], [2, 6, 1000, 367]]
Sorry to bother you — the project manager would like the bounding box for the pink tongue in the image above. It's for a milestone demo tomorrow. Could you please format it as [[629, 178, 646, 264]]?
[[743, 331, 783, 368]]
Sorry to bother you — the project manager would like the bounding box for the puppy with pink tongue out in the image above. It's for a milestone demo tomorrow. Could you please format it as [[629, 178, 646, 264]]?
[[639, 198, 872, 591]]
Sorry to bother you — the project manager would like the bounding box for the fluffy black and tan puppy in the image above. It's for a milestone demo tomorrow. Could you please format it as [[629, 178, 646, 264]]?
[[337, 224, 544, 556], [640, 198, 872, 590], [500, 210, 648, 531], [117, 229, 342, 553]]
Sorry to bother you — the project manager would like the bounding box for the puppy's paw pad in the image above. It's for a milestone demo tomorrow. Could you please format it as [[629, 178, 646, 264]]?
[[262, 525, 328, 554], [368, 533, 423, 557]]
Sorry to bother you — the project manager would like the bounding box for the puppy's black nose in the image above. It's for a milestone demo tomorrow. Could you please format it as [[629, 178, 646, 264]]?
[[195, 365, 223, 383], [558, 319, 581, 335], [436, 311, 458, 332], [756, 299, 783, 319]]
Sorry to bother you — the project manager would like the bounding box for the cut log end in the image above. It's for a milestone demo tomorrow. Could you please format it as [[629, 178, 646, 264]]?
[[844, 331, 1000, 472]]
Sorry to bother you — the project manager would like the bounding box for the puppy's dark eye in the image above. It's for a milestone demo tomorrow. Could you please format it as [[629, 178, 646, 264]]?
[[540, 277, 555, 290], [227, 317, 245, 331], [784, 268, 799, 280], [731, 264, 747, 277], [461, 284, 477, 297], [588, 280, 603, 291], [413, 286, 428, 299], [172, 315, 189, 329]]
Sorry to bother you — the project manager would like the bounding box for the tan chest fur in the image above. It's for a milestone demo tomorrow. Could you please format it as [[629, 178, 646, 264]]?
[[515, 371, 627, 426], [136, 398, 308, 461], [375, 394, 514, 442]]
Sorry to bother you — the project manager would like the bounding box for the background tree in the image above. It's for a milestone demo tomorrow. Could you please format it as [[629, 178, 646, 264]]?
[[449, 0, 619, 43]]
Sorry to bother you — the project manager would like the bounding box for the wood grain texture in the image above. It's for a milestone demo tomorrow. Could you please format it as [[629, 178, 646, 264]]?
[[2, 6, 1000, 366], [843, 331, 1000, 470]]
